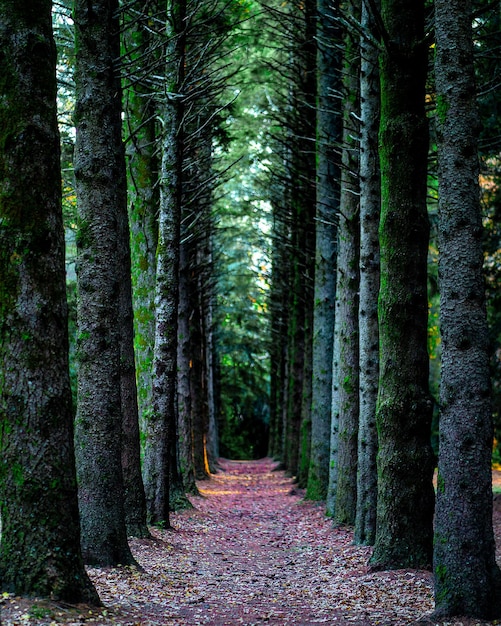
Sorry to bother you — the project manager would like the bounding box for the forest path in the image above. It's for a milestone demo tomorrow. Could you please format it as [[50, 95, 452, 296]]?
[[96, 458, 436, 625], [3, 458, 499, 625]]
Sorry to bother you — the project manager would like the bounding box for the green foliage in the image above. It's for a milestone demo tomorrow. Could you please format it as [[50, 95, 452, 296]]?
[[215, 210, 271, 458], [211, 2, 276, 459]]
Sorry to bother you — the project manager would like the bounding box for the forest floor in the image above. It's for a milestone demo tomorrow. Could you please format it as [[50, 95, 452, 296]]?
[[2, 458, 501, 626]]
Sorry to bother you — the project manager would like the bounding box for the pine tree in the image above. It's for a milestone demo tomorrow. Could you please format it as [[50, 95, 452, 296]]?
[[369, 0, 435, 570], [73, 0, 136, 565], [0, 0, 98, 601], [433, 0, 501, 616]]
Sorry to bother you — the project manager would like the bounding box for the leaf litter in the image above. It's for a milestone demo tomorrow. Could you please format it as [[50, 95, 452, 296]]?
[[2, 458, 501, 625]]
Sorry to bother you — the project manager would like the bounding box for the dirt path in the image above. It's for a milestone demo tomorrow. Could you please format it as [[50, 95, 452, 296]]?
[[1, 458, 499, 625]]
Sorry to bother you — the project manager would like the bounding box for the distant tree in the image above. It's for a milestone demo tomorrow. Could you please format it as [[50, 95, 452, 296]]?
[[176, 0, 239, 482], [215, 211, 271, 461], [73, 0, 136, 565], [268, 199, 290, 460], [354, 0, 380, 546], [225, 0, 301, 466], [0, 0, 98, 601], [370, 0, 435, 570], [177, 231, 200, 488], [280, 0, 317, 481], [433, 0, 501, 617]]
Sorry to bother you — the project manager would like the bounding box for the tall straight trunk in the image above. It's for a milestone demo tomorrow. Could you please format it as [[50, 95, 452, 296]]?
[[268, 210, 289, 460], [307, 0, 342, 500], [123, 1, 160, 443], [297, 312, 313, 487], [177, 235, 197, 492], [284, 227, 305, 474], [288, 0, 318, 487], [73, 0, 135, 566], [119, 191, 150, 538], [144, 0, 187, 523], [433, 0, 501, 618], [328, 3, 360, 522], [122, 2, 160, 537], [190, 275, 210, 479], [201, 231, 219, 471], [0, 0, 98, 602], [354, 0, 380, 547], [370, 0, 435, 570]]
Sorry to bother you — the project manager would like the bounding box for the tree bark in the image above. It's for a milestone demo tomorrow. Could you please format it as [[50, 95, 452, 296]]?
[[73, 0, 135, 566], [433, 0, 501, 617], [370, 0, 435, 570], [144, 0, 187, 523], [122, 1, 161, 538], [123, 0, 160, 453], [286, 0, 317, 490], [0, 0, 98, 602], [354, 0, 380, 547], [177, 235, 198, 492], [119, 181, 150, 539], [328, 3, 360, 522], [268, 208, 290, 460], [308, 0, 342, 500]]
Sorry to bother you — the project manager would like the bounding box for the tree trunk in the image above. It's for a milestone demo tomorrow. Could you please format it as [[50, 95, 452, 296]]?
[[201, 232, 219, 472], [308, 0, 342, 499], [298, 310, 313, 487], [191, 254, 210, 479], [0, 0, 98, 602], [73, 0, 135, 566], [123, 0, 160, 448], [177, 235, 198, 492], [122, 1, 160, 537], [119, 180, 150, 539], [354, 0, 380, 547], [369, 0, 435, 570], [268, 207, 290, 460], [287, 0, 318, 490], [433, 0, 501, 617], [144, 0, 187, 523], [329, 4, 360, 522]]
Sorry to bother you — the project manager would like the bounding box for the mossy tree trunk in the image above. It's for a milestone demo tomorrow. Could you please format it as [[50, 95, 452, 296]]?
[[328, 1, 360, 523], [119, 178, 150, 539], [73, 0, 136, 566], [144, 0, 187, 523], [354, 0, 380, 547], [284, 0, 317, 490], [369, 0, 435, 570], [177, 235, 198, 491], [123, 1, 160, 455], [122, 1, 161, 537], [0, 0, 98, 602], [433, 0, 501, 617], [190, 276, 211, 480], [308, 0, 342, 498], [203, 252, 220, 472], [284, 0, 316, 479]]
